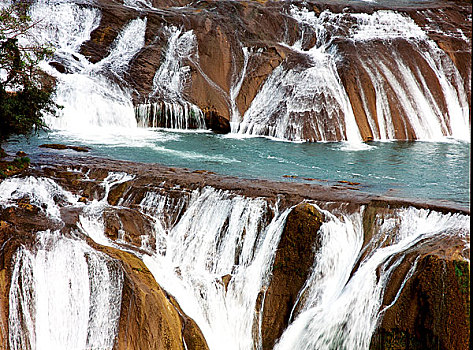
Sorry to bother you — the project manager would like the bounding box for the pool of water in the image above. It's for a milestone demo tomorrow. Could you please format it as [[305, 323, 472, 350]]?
[[5, 128, 470, 206]]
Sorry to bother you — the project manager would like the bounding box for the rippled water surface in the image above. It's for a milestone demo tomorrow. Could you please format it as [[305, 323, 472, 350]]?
[[6, 129, 470, 206]]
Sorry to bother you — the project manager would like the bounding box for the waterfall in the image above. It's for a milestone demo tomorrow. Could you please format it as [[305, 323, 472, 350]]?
[[27, 0, 145, 130], [8, 231, 124, 350], [135, 26, 206, 130], [139, 188, 290, 350], [135, 100, 205, 129], [2, 173, 470, 350], [274, 205, 470, 350], [229, 47, 250, 128], [235, 8, 363, 143], [233, 7, 470, 142], [17, 1, 469, 140], [349, 10, 470, 141]]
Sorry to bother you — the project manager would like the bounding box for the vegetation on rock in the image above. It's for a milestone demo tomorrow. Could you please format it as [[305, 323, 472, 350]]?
[[0, 1, 58, 142], [0, 155, 29, 179]]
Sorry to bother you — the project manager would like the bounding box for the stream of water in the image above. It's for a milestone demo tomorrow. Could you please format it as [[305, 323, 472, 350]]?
[[6, 130, 470, 206]]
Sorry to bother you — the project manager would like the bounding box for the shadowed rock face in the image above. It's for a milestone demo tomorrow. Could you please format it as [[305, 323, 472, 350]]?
[[371, 254, 470, 350], [261, 203, 324, 350], [362, 202, 470, 350], [71, 0, 471, 141]]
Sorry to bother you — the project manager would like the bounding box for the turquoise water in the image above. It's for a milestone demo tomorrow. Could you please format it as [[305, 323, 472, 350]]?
[[5, 129, 470, 206]]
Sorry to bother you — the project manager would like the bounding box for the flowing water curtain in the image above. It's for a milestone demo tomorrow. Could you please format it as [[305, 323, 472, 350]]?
[[235, 7, 470, 142], [27, 0, 144, 130], [8, 231, 123, 350], [135, 188, 469, 349], [274, 205, 470, 350], [3, 173, 470, 350], [235, 7, 364, 142], [139, 188, 291, 350], [348, 10, 470, 141], [135, 26, 206, 130]]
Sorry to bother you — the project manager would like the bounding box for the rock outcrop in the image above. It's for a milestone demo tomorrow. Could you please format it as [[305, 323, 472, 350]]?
[[0, 157, 469, 349], [371, 248, 470, 350], [261, 203, 324, 349], [362, 201, 470, 350], [68, 0, 472, 141], [97, 247, 208, 350]]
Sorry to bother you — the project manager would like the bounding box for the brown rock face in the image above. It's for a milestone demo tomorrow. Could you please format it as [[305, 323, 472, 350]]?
[[72, 0, 471, 140], [261, 203, 324, 349], [103, 207, 156, 251], [97, 247, 208, 350], [371, 253, 470, 350]]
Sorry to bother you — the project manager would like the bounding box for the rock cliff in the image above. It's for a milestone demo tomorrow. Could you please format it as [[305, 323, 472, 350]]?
[[67, 0, 472, 140], [0, 156, 469, 349]]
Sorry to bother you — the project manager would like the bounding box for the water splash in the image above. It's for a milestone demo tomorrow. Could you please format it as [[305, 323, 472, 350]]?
[[8, 230, 123, 350], [136, 26, 206, 130], [275, 205, 470, 350], [0, 177, 78, 221]]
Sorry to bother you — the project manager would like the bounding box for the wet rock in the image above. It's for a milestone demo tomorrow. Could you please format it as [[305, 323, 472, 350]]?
[[103, 207, 156, 251], [39, 143, 68, 150], [371, 252, 470, 350], [261, 203, 324, 349], [0, 157, 30, 179], [167, 294, 210, 350], [108, 180, 132, 206], [97, 247, 209, 350], [39, 144, 90, 152], [203, 109, 231, 133], [0, 147, 6, 159], [221, 274, 232, 292], [68, 146, 89, 152], [49, 61, 67, 73]]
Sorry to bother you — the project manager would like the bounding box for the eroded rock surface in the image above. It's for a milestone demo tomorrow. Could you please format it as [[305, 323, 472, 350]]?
[[261, 203, 324, 349], [0, 157, 469, 349], [71, 0, 471, 141]]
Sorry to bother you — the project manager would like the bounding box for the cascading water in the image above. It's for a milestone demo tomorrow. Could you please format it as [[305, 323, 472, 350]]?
[[27, 0, 145, 130], [1, 171, 470, 350], [233, 7, 470, 142], [274, 205, 470, 350], [140, 189, 288, 350], [135, 26, 206, 130], [17, 1, 470, 141], [0, 176, 124, 350], [8, 231, 124, 350], [349, 10, 470, 141], [135, 100, 205, 130], [235, 7, 363, 143]]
